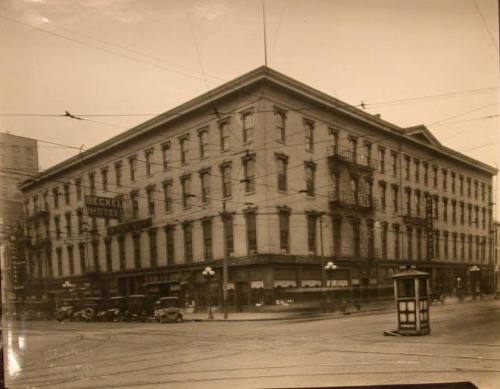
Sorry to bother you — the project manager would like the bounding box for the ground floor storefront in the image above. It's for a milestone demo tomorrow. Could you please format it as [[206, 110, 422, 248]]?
[[22, 255, 495, 311]]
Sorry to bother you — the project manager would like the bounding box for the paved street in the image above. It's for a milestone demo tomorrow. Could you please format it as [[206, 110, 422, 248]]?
[[3, 299, 500, 389]]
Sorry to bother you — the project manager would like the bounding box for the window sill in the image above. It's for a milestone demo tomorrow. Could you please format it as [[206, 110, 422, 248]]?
[[244, 191, 256, 196]]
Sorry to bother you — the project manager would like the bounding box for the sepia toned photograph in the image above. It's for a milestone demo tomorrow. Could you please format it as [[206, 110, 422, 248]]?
[[0, 1, 499, 388]]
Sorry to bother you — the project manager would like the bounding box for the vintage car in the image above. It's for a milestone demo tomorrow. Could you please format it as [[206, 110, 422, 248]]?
[[72, 297, 107, 321], [55, 299, 80, 322], [154, 297, 183, 323], [125, 294, 153, 322], [20, 300, 54, 321], [97, 296, 127, 322]]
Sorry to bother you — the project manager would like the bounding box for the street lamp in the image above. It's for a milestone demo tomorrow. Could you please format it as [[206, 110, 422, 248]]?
[[324, 261, 337, 311], [470, 265, 481, 300], [202, 266, 215, 320]]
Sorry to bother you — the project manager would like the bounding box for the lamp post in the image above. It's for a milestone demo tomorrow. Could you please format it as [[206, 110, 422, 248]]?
[[202, 266, 215, 320], [470, 265, 480, 300], [324, 261, 337, 311]]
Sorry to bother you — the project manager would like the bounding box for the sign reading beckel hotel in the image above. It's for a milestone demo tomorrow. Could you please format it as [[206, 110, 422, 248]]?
[[85, 195, 123, 218]]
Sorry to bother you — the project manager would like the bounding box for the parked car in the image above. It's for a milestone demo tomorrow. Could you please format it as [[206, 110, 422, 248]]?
[[56, 299, 80, 322], [73, 297, 107, 321], [154, 297, 183, 323], [98, 296, 127, 322], [19, 301, 54, 321], [126, 294, 153, 322]]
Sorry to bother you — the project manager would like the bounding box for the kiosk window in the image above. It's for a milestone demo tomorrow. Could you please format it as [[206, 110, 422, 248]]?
[[397, 279, 415, 298], [419, 278, 428, 297]]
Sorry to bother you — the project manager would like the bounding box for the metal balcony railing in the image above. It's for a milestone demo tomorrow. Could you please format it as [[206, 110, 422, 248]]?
[[329, 190, 375, 211], [327, 145, 377, 170]]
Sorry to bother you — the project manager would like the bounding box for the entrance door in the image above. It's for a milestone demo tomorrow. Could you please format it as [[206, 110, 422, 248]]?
[[235, 282, 249, 312]]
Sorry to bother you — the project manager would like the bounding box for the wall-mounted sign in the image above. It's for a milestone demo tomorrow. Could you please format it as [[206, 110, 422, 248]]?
[[107, 217, 152, 235], [425, 195, 433, 261], [85, 195, 123, 218]]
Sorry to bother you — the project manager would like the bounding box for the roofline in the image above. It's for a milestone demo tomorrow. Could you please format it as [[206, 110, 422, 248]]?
[[20, 66, 497, 190]]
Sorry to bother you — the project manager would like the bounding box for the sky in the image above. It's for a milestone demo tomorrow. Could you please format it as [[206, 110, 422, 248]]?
[[0, 0, 499, 214]]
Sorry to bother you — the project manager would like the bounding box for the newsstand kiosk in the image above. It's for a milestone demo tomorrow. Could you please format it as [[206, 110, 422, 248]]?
[[386, 268, 431, 336]]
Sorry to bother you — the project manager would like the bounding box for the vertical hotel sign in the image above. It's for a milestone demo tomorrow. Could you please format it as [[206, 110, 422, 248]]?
[[425, 194, 433, 261]]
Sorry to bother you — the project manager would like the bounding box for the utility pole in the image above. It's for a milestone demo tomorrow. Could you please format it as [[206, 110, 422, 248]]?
[[222, 200, 228, 319]]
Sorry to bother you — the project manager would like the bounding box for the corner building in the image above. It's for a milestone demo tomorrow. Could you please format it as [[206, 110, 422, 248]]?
[[20, 67, 497, 309]]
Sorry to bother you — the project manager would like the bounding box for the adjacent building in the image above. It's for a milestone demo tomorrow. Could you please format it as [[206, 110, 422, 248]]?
[[0, 132, 38, 304], [19, 67, 497, 309]]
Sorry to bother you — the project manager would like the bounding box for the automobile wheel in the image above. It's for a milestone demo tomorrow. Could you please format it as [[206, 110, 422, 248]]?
[[83, 308, 95, 321]]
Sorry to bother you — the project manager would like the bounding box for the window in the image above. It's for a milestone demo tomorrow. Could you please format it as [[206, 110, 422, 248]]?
[[307, 214, 317, 255], [130, 191, 139, 219], [348, 136, 357, 163], [242, 110, 254, 143], [432, 166, 438, 188], [329, 128, 339, 155], [379, 181, 386, 210], [352, 220, 360, 257], [161, 142, 171, 170], [442, 169, 447, 191], [43, 191, 49, 211], [88, 172, 96, 196], [443, 232, 449, 259], [468, 235, 473, 259], [54, 216, 61, 239], [459, 175, 464, 196], [433, 196, 439, 220], [276, 154, 288, 192], [202, 219, 213, 260], [407, 227, 413, 260], [423, 163, 429, 186], [474, 180, 478, 200], [105, 238, 112, 272], [404, 155, 411, 181], [488, 185, 492, 203], [390, 151, 397, 177], [466, 177, 471, 197], [443, 198, 448, 222], [414, 159, 420, 182], [415, 190, 421, 216], [65, 212, 72, 236], [163, 180, 173, 213], [180, 175, 192, 209], [245, 210, 257, 254], [481, 207, 486, 229], [367, 221, 375, 258], [474, 206, 479, 227], [350, 177, 359, 205], [220, 120, 230, 152], [434, 230, 440, 258], [275, 109, 286, 143], [132, 233, 141, 268], [101, 168, 108, 192], [279, 209, 290, 253], [77, 209, 84, 234], [391, 184, 399, 212], [56, 248, 63, 277], [393, 224, 400, 259], [200, 169, 211, 204], [481, 183, 485, 202], [452, 200, 457, 224], [243, 154, 256, 193], [79, 243, 86, 273], [198, 128, 209, 159], [129, 156, 137, 181], [165, 226, 175, 265], [183, 222, 193, 263], [460, 234, 465, 260], [468, 204, 472, 226], [46, 249, 53, 278], [363, 141, 372, 167], [452, 233, 457, 259], [416, 229, 422, 261], [53, 187, 59, 209], [451, 172, 456, 194], [381, 222, 388, 259], [180, 135, 189, 164], [220, 162, 232, 198], [460, 202, 465, 225], [144, 148, 153, 176], [303, 120, 315, 152], [67, 246, 74, 275], [114, 161, 122, 187], [332, 217, 342, 256], [305, 162, 316, 196], [64, 183, 70, 205], [404, 188, 411, 215], [149, 229, 157, 268], [92, 240, 99, 271], [222, 214, 234, 256], [146, 186, 155, 216], [118, 235, 126, 270], [378, 147, 386, 174]]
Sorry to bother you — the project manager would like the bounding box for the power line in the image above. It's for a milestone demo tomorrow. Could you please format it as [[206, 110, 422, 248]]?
[[471, 0, 499, 52]]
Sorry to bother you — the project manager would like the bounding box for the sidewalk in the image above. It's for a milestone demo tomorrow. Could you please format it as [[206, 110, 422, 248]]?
[[182, 294, 497, 322]]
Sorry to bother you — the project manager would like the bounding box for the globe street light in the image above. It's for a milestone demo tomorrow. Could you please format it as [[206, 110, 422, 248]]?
[[324, 261, 337, 311], [202, 266, 215, 320]]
